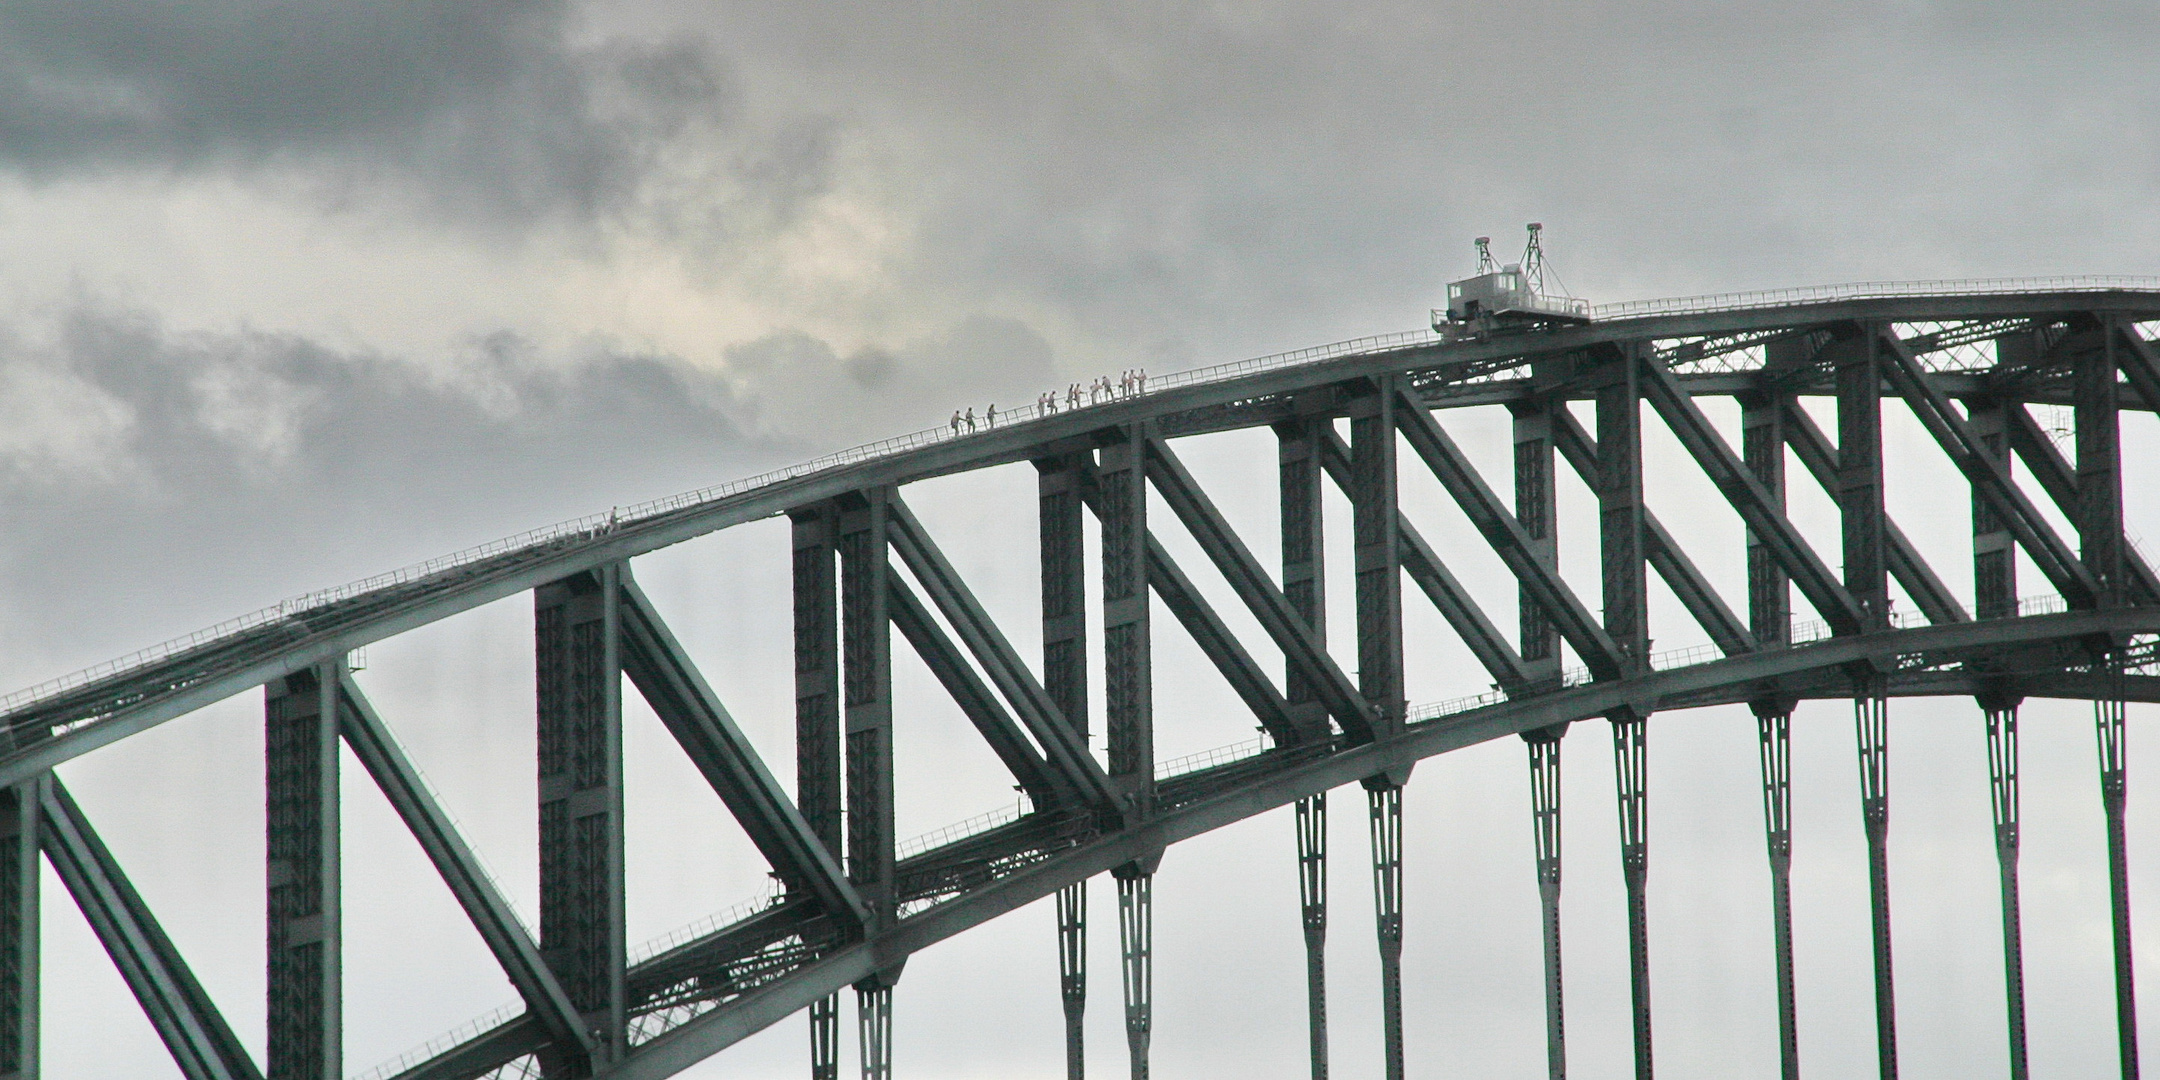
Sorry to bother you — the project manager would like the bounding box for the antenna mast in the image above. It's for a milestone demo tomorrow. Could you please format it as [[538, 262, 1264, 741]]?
[[1522, 222, 1546, 295], [1475, 236, 1497, 274]]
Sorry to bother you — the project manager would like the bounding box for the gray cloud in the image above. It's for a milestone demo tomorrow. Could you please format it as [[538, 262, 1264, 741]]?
[[0, 296, 773, 676], [0, 0, 834, 235]]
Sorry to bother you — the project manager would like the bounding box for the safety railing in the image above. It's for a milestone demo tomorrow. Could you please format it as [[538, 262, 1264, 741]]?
[[1594, 275, 2160, 322]]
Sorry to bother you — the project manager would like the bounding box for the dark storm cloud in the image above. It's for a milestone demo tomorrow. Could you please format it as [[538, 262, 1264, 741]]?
[[0, 0, 833, 231], [0, 296, 775, 669]]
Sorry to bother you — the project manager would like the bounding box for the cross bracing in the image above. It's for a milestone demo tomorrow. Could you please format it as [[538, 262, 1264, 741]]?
[[5, 280, 2160, 1079]]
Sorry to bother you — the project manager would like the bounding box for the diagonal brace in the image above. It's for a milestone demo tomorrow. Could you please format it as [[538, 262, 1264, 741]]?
[[336, 675, 597, 1061], [1777, 401, 1970, 626], [2000, 404, 2160, 605], [1874, 330, 2102, 607], [1144, 535, 1309, 744], [883, 496, 1120, 816], [1550, 406, 1754, 656], [1637, 357, 1869, 635], [1141, 436, 1381, 742], [1315, 428, 1532, 693], [1068, 458, 1314, 744], [1391, 386, 1630, 680], [617, 577, 870, 932], [887, 573, 1065, 804], [40, 778, 262, 1080]]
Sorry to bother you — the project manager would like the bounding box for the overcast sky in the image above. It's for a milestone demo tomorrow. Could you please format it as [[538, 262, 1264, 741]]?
[[6, 2, 2160, 1077]]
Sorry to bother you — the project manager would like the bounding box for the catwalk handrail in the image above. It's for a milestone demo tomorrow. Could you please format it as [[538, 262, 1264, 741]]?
[[6, 276, 2159, 722]]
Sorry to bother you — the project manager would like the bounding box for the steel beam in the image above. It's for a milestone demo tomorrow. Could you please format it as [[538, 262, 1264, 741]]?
[[855, 986, 891, 1080], [885, 496, 1117, 817], [1143, 539, 1304, 744], [1367, 786, 1404, 1080], [1100, 428, 1156, 818], [886, 576, 1061, 804], [1392, 386, 1629, 680], [1282, 417, 1331, 1080], [334, 674, 595, 1063], [1115, 871, 1155, 1080], [793, 506, 845, 884], [1511, 394, 1564, 686], [0, 779, 36, 1080], [265, 663, 340, 1080], [2097, 669, 2139, 1078], [1874, 330, 2102, 607], [1279, 420, 1332, 736], [39, 778, 261, 1080], [535, 568, 628, 1069], [1980, 690, 2028, 1080], [1057, 880, 1087, 1080], [1856, 688, 1897, 1079], [1040, 454, 1093, 1080], [1839, 331, 1891, 630], [1740, 387, 1792, 646], [1142, 435, 1377, 743], [1779, 401, 1968, 625], [1998, 405, 2160, 605], [1352, 380, 1407, 741], [840, 494, 898, 927], [1636, 353, 1868, 635], [603, 608, 2160, 1080], [809, 994, 839, 1080], [1317, 429, 1529, 694], [1969, 402, 2021, 619], [2080, 324, 2127, 605], [1754, 702, 1798, 1080], [1600, 351, 1651, 672], [1295, 794, 1328, 1080], [1526, 728, 1566, 1080], [618, 575, 869, 930], [1611, 713, 1652, 1080], [1551, 407, 1752, 658]]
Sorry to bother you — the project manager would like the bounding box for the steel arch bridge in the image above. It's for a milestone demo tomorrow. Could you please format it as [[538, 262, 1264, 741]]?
[[3, 279, 2160, 1080]]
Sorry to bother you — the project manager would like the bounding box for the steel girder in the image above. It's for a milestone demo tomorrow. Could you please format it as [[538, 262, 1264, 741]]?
[[594, 606, 2160, 1080], [617, 575, 870, 932], [7, 299, 2159, 792], [336, 673, 597, 1062], [40, 779, 261, 1080], [12, 296, 2160, 1080]]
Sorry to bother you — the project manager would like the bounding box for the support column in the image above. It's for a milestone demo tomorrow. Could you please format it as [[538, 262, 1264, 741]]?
[[1967, 398, 2018, 619], [536, 567, 626, 1071], [840, 492, 896, 925], [0, 779, 37, 1080], [809, 994, 839, 1080], [1856, 689, 1895, 1080], [1979, 689, 2027, 1080], [1753, 702, 1797, 1080], [1040, 454, 1092, 1080], [793, 505, 844, 1080], [1840, 328, 1896, 1080], [1526, 729, 1566, 1080], [266, 662, 340, 1080], [1354, 382, 1407, 1080], [2080, 320, 2137, 1078], [1743, 385, 1798, 1080], [1100, 430, 1153, 818], [855, 986, 891, 1080], [1057, 880, 1087, 1080], [1117, 871, 1154, 1080], [1367, 786, 1404, 1080], [1511, 395, 1562, 689], [1296, 796, 1328, 1080], [2096, 681, 2137, 1079], [1599, 347, 1653, 1079], [1279, 417, 1330, 1080]]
